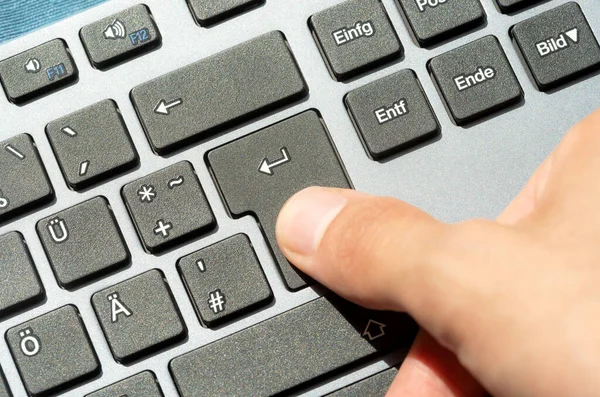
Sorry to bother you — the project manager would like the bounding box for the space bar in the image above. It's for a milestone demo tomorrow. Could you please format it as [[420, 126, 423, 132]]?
[[169, 296, 417, 397], [130, 31, 308, 155]]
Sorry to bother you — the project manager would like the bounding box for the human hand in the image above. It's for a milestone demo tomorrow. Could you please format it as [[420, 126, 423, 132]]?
[[276, 108, 600, 397]]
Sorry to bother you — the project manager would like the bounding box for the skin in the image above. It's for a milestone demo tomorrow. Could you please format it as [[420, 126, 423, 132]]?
[[275, 108, 600, 397]]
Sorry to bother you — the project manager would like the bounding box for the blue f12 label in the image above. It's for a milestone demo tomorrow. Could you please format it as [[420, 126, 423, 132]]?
[[129, 28, 150, 46]]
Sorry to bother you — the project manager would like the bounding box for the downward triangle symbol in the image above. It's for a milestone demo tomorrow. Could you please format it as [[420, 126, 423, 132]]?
[[565, 28, 579, 43]]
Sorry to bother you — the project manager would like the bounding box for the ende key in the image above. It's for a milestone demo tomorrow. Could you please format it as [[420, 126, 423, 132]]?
[[453, 66, 496, 91]]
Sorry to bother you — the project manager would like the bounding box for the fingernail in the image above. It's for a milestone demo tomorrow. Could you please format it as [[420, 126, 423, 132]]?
[[277, 187, 348, 257]]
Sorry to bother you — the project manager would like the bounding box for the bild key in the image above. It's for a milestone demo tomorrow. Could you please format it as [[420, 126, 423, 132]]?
[[511, 2, 600, 91], [428, 35, 523, 125], [208, 110, 351, 291]]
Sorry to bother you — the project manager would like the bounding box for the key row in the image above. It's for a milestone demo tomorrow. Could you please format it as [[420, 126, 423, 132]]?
[[0, 168, 215, 293], [0, 0, 266, 105], [312, 1, 600, 84], [0, 109, 349, 292], [2, 291, 416, 396]]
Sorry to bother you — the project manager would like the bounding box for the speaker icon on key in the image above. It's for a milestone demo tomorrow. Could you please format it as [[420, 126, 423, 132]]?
[[24, 58, 42, 73], [103, 19, 126, 40]]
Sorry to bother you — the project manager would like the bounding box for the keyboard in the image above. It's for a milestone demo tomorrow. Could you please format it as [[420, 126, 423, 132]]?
[[0, 0, 598, 395]]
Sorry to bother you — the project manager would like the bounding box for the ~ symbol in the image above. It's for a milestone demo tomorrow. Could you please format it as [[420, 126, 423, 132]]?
[[167, 176, 184, 189]]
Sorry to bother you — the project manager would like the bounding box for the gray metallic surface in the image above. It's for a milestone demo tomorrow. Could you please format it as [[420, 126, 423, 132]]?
[[80, 4, 161, 70], [310, 0, 402, 80], [5, 305, 100, 396], [511, 2, 600, 90], [0, 233, 44, 317], [122, 161, 216, 253], [85, 371, 164, 397], [208, 110, 351, 290], [130, 31, 308, 154], [326, 367, 397, 396], [429, 35, 523, 124], [0, 368, 9, 397], [36, 196, 129, 289], [345, 69, 440, 159], [0, 0, 598, 395], [0, 39, 77, 103], [177, 233, 273, 327], [396, 0, 485, 46], [91, 269, 186, 364], [46, 99, 138, 190]]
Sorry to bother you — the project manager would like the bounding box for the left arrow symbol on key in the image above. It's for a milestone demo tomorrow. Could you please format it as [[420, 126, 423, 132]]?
[[154, 98, 183, 115], [259, 147, 291, 176]]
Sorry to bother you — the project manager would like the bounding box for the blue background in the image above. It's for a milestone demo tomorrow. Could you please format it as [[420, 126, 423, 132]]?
[[0, 0, 108, 44]]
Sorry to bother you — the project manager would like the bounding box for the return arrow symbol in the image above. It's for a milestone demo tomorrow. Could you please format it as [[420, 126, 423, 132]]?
[[154, 98, 183, 115], [259, 147, 291, 176]]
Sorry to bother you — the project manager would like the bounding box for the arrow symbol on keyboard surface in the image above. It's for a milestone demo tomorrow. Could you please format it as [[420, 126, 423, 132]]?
[[362, 319, 386, 341], [154, 98, 183, 115], [259, 147, 291, 176], [565, 28, 579, 43]]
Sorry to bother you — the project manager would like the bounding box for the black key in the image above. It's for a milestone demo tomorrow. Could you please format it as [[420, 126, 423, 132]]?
[[345, 69, 440, 160], [80, 5, 162, 70], [310, 0, 403, 81], [130, 31, 308, 155], [86, 371, 163, 397], [178, 234, 273, 327], [187, 0, 264, 26], [510, 3, 600, 91], [428, 35, 523, 125], [46, 99, 138, 190], [395, 0, 485, 47], [91, 269, 186, 363], [0, 232, 44, 317], [6, 305, 100, 397], [0, 134, 53, 224], [0, 367, 11, 397], [37, 196, 130, 289], [0, 39, 77, 104], [170, 295, 417, 396], [327, 367, 397, 396], [208, 110, 351, 291], [122, 161, 216, 254], [495, 0, 543, 13]]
